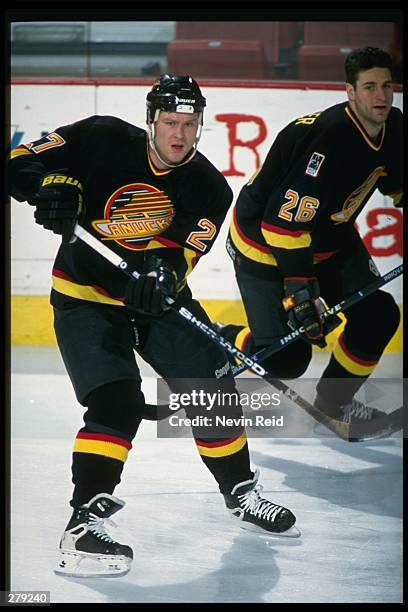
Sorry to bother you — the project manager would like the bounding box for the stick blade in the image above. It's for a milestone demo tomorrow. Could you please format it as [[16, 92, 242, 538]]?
[[347, 406, 403, 442], [310, 405, 403, 442]]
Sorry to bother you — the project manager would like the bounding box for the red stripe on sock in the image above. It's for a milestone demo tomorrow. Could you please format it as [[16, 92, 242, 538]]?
[[195, 432, 244, 448], [338, 333, 378, 366], [76, 431, 132, 450]]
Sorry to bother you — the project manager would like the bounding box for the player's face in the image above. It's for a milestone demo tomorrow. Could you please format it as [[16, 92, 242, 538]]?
[[152, 111, 199, 166], [347, 67, 393, 135]]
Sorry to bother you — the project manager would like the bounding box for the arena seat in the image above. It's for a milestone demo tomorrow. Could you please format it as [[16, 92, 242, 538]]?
[[167, 39, 267, 79], [298, 22, 395, 81], [298, 45, 353, 81], [174, 21, 299, 78]]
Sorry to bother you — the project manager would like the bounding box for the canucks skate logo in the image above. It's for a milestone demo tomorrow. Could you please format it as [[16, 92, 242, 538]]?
[[330, 166, 387, 224], [92, 183, 175, 250]]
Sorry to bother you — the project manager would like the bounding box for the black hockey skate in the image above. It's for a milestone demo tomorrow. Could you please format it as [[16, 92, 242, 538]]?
[[223, 469, 300, 537], [55, 493, 133, 578], [314, 394, 403, 442]]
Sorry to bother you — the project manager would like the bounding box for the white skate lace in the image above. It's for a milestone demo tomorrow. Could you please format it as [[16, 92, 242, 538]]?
[[87, 514, 117, 543], [342, 399, 374, 423], [237, 485, 283, 523]]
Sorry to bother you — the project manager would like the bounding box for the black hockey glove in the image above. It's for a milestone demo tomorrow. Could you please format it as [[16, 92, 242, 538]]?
[[282, 277, 342, 348], [124, 256, 178, 316], [28, 170, 83, 242]]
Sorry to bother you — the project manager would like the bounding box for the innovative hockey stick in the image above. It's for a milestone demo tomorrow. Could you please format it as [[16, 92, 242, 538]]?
[[227, 262, 403, 441], [73, 224, 267, 377], [231, 263, 403, 376], [73, 224, 402, 441]]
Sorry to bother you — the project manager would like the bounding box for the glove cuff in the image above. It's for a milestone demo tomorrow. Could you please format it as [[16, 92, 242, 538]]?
[[282, 276, 320, 311], [40, 172, 83, 191]]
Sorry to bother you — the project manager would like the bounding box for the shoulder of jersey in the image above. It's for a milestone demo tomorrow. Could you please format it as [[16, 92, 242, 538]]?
[[87, 115, 145, 139], [389, 106, 403, 122], [297, 102, 347, 129], [191, 151, 233, 197], [192, 150, 224, 177]]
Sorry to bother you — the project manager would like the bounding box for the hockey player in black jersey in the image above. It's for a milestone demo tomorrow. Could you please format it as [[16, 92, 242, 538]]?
[[221, 47, 402, 440], [7, 75, 300, 578]]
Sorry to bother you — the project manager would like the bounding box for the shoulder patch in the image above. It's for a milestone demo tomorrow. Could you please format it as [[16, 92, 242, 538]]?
[[305, 152, 325, 178]]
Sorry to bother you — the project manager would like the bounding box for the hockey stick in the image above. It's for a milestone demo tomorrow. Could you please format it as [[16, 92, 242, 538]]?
[[231, 263, 403, 376], [256, 382, 402, 441], [73, 224, 402, 441], [228, 263, 403, 440], [141, 260, 403, 440], [73, 224, 267, 377]]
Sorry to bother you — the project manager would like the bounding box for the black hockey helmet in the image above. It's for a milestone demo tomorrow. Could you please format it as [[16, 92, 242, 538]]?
[[146, 74, 206, 123]]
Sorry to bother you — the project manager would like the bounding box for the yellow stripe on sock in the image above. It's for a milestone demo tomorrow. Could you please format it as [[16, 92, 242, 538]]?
[[333, 338, 378, 377], [235, 327, 251, 351], [73, 439, 129, 462], [196, 432, 247, 458]]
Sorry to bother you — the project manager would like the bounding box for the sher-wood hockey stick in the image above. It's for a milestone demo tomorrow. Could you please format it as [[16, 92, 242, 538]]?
[[73, 224, 266, 377], [73, 224, 402, 441]]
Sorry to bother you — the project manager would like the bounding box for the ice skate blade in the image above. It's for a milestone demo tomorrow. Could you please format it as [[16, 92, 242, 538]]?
[[54, 568, 130, 578], [54, 550, 132, 578], [230, 515, 301, 538], [240, 523, 301, 538]]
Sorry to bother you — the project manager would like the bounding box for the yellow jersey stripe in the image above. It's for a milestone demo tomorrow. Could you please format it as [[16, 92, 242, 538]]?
[[230, 217, 278, 266], [261, 225, 311, 249], [9, 147, 33, 161], [52, 274, 124, 306]]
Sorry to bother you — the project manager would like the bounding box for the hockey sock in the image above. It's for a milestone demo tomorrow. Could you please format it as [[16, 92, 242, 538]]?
[[70, 379, 145, 507], [229, 324, 312, 378], [315, 334, 378, 407], [70, 426, 133, 508], [194, 432, 253, 494], [316, 291, 400, 406], [217, 324, 252, 354]]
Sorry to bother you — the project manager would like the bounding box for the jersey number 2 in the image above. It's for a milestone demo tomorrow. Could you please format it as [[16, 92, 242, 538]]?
[[186, 219, 216, 252]]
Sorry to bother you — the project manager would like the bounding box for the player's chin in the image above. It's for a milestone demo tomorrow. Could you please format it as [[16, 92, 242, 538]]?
[[373, 106, 390, 118], [169, 146, 185, 159], [166, 152, 186, 164]]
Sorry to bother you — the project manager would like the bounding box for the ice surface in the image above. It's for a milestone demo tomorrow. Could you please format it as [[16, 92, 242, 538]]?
[[9, 347, 403, 603]]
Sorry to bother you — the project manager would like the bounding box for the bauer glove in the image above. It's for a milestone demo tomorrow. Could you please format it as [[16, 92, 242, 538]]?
[[124, 256, 178, 316], [28, 170, 83, 242], [282, 277, 342, 348]]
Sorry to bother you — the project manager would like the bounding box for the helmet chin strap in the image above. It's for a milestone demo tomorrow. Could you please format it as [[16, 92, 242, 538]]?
[[147, 114, 203, 169]]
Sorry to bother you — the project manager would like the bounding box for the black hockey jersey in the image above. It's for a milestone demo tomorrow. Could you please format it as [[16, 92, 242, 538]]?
[[228, 102, 402, 279], [8, 115, 233, 307]]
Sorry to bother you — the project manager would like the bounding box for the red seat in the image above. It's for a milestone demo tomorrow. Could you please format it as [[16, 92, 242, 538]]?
[[298, 22, 395, 81], [298, 45, 352, 81], [175, 21, 280, 66], [302, 22, 349, 46], [348, 23, 394, 49], [167, 39, 267, 79], [174, 21, 299, 77]]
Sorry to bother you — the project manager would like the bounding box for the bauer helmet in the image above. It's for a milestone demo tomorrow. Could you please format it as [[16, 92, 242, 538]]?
[[146, 74, 206, 123]]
